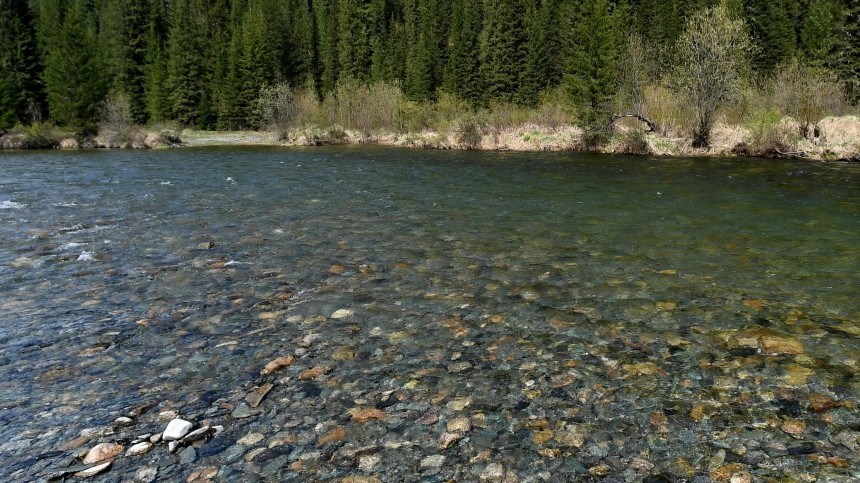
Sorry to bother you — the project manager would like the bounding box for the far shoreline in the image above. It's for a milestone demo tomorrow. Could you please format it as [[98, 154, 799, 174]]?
[[2, 117, 859, 163]]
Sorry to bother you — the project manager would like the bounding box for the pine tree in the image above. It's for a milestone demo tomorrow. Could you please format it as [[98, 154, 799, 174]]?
[[405, 0, 442, 100], [745, 0, 797, 73], [479, 0, 525, 104], [0, 0, 45, 129], [116, 0, 151, 124], [565, 0, 620, 123], [444, 0, 483, 105], [314, 0, 340, 92], [166, 0, 207, 126], [42, 0, 108, 133], [801, 0, 837, 66], [338, 0, 373, 81], [518, 0, 559, 106], [840, 0, 859, 101], [144, 0, 169, 122], [238, 2, 278, 127]]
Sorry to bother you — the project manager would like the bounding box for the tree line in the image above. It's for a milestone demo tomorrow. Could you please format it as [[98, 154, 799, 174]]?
[[1, 0, 857, 135]]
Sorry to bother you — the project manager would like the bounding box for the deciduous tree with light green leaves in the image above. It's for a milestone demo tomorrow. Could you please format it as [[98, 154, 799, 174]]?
[[673, 3, 752, 148]]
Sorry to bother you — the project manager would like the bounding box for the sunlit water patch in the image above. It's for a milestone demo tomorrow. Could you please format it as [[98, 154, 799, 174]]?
[[0, 147, 858, 481]]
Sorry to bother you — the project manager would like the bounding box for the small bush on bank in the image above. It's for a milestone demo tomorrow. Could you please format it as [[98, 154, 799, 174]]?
[[578, 128, 612, 151], [455, 116, 484, 149], [616, 129, 652, 155], [301, 125, 348, 145], [0, 122, 64, 149], [745, 110, 800, 157]]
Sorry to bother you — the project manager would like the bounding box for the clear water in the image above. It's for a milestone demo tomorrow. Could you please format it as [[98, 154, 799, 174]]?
[[1, 147, 858, 481]]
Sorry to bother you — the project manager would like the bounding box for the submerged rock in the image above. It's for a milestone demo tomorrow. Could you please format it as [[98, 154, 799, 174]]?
[[82, 442, 123, 464]]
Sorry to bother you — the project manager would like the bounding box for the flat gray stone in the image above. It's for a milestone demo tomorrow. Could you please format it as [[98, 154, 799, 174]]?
[[179, 446, 196, 464]]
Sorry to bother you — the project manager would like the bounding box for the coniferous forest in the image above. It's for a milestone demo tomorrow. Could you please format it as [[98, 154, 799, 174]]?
[[0, 0, 858, 147]]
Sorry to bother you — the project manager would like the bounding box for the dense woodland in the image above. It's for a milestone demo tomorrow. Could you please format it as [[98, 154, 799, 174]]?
[[0, 0, 858, 137]]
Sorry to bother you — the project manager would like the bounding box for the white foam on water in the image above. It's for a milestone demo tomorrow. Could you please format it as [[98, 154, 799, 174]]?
[[60, 242, 86, 250], [0, 200, 25, 209], [77, 251, 96, 262], [224, 260, 241, 266], [160, 181, 172, 186]]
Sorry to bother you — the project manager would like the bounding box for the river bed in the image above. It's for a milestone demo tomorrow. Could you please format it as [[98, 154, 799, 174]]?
[[1, 147, 858, 482]]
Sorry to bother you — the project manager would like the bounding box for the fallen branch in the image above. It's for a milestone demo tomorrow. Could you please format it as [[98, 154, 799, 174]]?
[[608, 112, 658, 132]]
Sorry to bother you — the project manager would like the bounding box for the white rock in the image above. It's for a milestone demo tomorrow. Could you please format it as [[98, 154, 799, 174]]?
[[77, 251, 96, 262], [420, 454, 445, 468], [126, 442, 153, 456], [74, 461, 111, 478], [237, 432, 265, 445], [168, 441, 180, 453], [114, 416, 134, 426], [359, 454, 381, 471], [330, 309, 354, 319], [481, 462, 506, 482], [162, 419, 193, 441]]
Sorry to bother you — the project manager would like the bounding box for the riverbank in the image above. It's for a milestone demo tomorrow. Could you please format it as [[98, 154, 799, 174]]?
[[2, 116, 859, 162]]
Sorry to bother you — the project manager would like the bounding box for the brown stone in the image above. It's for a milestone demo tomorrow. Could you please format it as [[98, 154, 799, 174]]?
[[82, 442, 123, 464], [299, 365, 332, 380], [328, 263, 345, 275], [780, 419, 805, 437], [341, 477, 382, 483], [808, 393, 840, 412], [760, 335, 804, 355], [260, 354, 295, 375], [532, 430, 554, 445], [318, 426, 347, 445], [350, 407, 386, 423]]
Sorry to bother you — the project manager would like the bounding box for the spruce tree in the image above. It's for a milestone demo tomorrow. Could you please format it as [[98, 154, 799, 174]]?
[[338, 0, 373, 81], [166, 0, 207, 126], [405, 0, 442, 100], [444, 0, 483, 105], [479, 0, 525, 104], [841, 0, 859, 101], [0, 0, 44, 129], [144, 0, 169, 122], [518, 0, 559, 106], [565, 0, 619, 123], [745, 0, 797, 73], [801, 0, 837, 66], [42, 0, 107, 133], [116, 0, 151, 124]]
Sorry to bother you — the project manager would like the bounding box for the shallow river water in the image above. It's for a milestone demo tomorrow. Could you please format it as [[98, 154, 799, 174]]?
[[0, 147, 858, 482]]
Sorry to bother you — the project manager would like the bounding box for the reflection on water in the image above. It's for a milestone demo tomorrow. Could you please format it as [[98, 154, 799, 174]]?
[[0, 147, 858, 481]]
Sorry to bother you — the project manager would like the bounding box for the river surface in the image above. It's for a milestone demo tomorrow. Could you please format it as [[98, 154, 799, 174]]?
[[0, 147, 858, 482]]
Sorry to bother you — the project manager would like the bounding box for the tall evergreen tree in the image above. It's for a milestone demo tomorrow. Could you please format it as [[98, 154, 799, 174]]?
[[144, 0, 169, 122], [116, 0, 151, 124], [166, 0, 208, 126], [518, 0, 560, 106], [338, 0, 373, 81], [565, 0, 620, 123], [745, 0, 797, 73], [405, 0, 443, 100], [479, 0, 526, 104], [444, 0, 483, 105], [0, 0, 45, 129], [840, 0, 859, 101], [41, 0, 108, 132], [800, 0, 838, 66]]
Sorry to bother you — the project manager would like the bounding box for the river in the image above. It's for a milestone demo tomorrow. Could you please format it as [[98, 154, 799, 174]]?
[[1, 147, 858, 481]]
